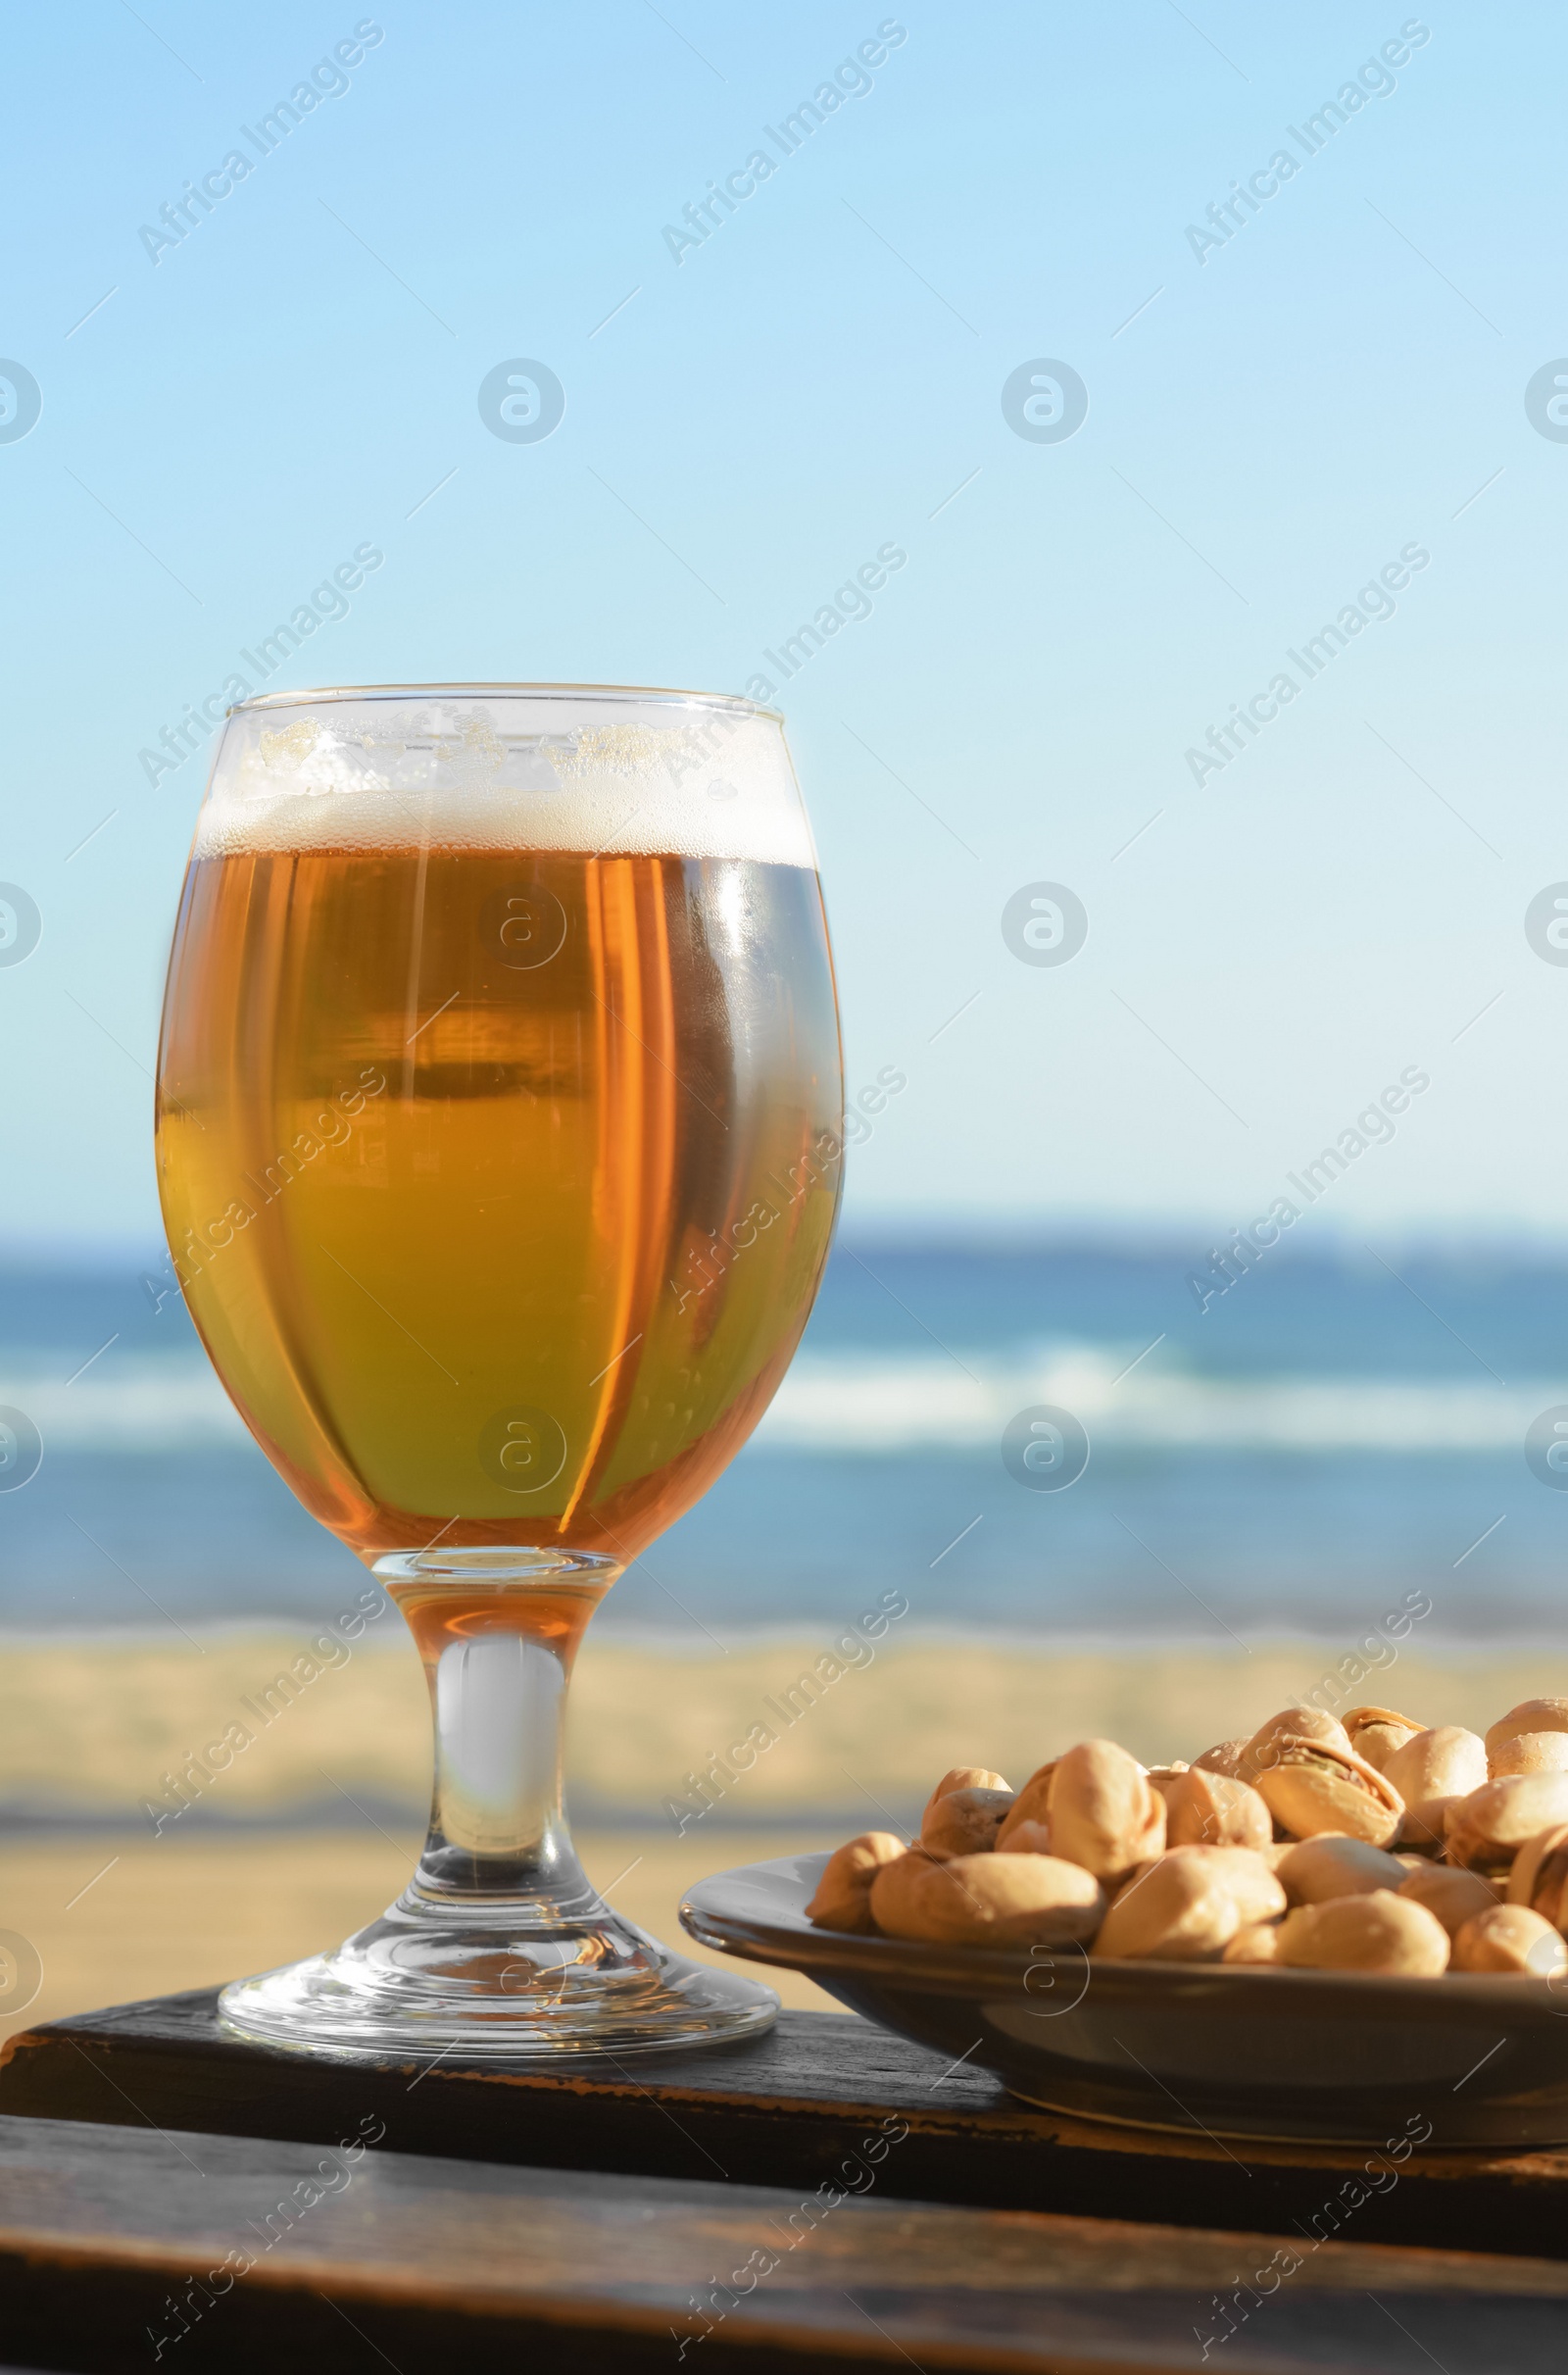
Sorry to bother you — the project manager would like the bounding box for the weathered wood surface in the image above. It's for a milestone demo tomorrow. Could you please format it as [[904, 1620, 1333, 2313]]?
[[0, 2110, 1566, 2372], [7, 1996, 1568, 2266]]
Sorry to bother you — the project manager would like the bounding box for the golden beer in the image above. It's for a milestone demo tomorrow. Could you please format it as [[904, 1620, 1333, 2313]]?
[[157, 843, 841, 1562], [162, 687, 837, 2055]]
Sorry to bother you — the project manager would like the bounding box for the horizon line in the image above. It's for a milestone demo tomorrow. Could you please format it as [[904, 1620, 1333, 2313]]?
[[12, 1215, 1568, 1270]]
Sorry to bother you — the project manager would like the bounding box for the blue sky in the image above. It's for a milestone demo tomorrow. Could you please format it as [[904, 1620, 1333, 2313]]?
[[3, 2, 1567, 1251]]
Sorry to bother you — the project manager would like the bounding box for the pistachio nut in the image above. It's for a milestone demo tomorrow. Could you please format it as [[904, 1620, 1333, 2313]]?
[[1193, 1737, 1250, 1780], [1396, 1804, 1459, 1858], [1093, 1854, 1237, 1961], [1505, 1820, 1568, 1927], [1451, 1903, 1568, 1978], [924, 1765, 1011, 1813], [869, 1847, 1104, 1948], [1000, 1817, 1052, 1855], [1254, 1736, 1403, 1848], [1382, 1726, 1488, 1847], [1035, 1738, 1166, 1881], [994, 1759, 1058, 1848], [1276, 1890, 1449, 1976], [806, 1832, 908, 1933], [1238, 1706, 1352, 1785], [1275, 1835, 1408, 1906], [1343, 1705, 1425, 1773], [1485, 1699, 1568, 1758], [920, 1786, 1015, 1860], [1396, 1863, 1499, 1940], [1491, 1732, 1568, 1780], [1095, 1845, 1284, 1961], [1185, 1844, 1290, 1927], [1144, 1762, 1191, 1801], [1162, 1766, 1272, 1854], [1222, 1923, 1285, 1964], [1446, 1773, 1568, 1875]]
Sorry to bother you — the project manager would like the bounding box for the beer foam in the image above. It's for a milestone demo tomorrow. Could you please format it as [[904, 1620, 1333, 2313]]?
[[193, 692, 817, 867]]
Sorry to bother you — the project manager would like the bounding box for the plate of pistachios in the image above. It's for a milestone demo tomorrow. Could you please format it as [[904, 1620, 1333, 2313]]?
[[680, 1696, 1568, 2145]]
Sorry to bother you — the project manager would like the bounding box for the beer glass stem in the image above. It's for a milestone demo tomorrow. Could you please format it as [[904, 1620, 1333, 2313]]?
[[375, 1547, 616, 1917], [218, 1538, 779, 2052]]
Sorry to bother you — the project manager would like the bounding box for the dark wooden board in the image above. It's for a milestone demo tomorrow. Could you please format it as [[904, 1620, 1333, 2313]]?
[[9, 1994, 1568, 2265], [1, 2109, 1567, 2373]]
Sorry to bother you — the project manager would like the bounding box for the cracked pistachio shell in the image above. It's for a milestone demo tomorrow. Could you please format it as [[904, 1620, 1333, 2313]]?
[[1446, 1773, 1568, 1873], [1275, 1836, 1408, 1906], [1254, 1736, 1403, 1848], [1095, 1846, 1284, 1961], [1161, 1767, 1272, 1853], [1343, 1706, 1425, 1774], [1238, 1706, 1352, 1785], [994, 1760, 1058, 1849], [1451, 1903, 1568, 1977], [1223, 1923, 1285, 1965], [1193, 1737, 1250, 1781], [1491, 1732, 1568, 1780], [920, 1786, 1015, 1859], [1382, 1727, 1488, 1846], [1039, 1739, 1166, 1881], [1276, 1891, 1449, 1976], [1486, 1699, 1568, 1757], [1397, 1863, 1500, 1940], [924, 1766, 1011, 1814], [1144, 1763, 1191, 1801], [1505, 1820, 1568, 1927], [869, 1847, 1103, 1948], [806, 1833, 907, 1933]]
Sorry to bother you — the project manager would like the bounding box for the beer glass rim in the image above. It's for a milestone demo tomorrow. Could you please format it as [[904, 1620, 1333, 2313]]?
[[227, 680, 784, 723]]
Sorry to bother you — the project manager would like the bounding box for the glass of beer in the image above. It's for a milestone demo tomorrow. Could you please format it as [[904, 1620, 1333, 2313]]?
[[156, 685, 843, 2054]]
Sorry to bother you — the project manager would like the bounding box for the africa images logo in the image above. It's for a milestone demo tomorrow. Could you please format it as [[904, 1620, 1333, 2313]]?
[[0, 362, 41, 444], [477, 360, 565, 443], [1002, 883, 1089, 966], [1002, 1406, 1091, 1492], [1001, 360, 1088, 445], [1526, 362, 1568, 442]]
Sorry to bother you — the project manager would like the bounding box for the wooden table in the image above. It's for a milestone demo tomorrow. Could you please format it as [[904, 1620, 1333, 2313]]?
[[3, 1993, 1568, 2370]]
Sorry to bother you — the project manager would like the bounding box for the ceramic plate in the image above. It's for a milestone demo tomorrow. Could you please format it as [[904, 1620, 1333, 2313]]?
[[681, 1850, 1568, 2146]]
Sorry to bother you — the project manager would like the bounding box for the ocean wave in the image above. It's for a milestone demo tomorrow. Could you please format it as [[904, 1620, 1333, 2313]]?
[[3, 1341, 1565, 1457], [753, 1343, 1568, 1454], [0, 1360, 249, 1450]]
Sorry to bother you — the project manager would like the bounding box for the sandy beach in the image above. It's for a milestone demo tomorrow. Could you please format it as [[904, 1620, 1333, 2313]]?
[[1, 1629, 1560, 2047], [0, 1627, 1555, 1825]]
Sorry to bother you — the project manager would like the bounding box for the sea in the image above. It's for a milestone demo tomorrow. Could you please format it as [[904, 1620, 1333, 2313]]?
[[3, 1237, 1568, 1648]]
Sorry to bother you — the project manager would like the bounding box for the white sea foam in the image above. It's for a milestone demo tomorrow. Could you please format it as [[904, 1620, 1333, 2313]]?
[[192, 690, 816, 867], [756, 1343, 1567, 1454], [5, 1342, 1565, 1457], [2, 1360, 249, 1449]]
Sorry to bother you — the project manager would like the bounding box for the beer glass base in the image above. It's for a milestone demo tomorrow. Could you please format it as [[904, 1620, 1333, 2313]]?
[[218, 1893, 778, 2059], [217, 1549, 780, 2057]]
